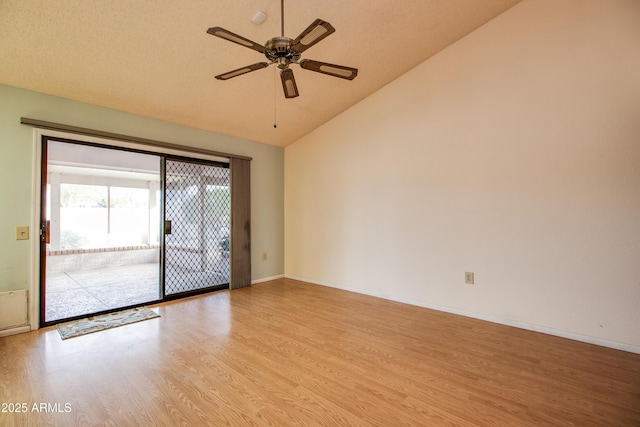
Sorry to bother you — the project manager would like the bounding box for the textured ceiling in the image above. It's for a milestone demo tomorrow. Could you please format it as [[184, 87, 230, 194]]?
[[0, 0, 521, 147]]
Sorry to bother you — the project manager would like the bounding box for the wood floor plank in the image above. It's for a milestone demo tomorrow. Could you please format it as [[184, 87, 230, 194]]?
[[1, 277, 639, 426]]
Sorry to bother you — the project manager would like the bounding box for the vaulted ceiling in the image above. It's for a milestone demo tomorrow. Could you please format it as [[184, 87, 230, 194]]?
[[0, 0, 521, 147]]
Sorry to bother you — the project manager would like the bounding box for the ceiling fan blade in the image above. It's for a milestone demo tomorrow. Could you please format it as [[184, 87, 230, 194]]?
[[290, 19, 335, 53], [280, 68, 299, 98], [299, 59, 358, 80], [215, 62, 269, 80], [207, 27, 266, 53]]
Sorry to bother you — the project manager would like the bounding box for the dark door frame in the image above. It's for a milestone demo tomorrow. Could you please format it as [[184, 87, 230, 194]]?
[[38, 135, 231, 327]]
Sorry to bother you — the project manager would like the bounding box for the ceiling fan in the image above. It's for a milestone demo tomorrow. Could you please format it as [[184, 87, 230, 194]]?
[[207, 0, 358, 99]]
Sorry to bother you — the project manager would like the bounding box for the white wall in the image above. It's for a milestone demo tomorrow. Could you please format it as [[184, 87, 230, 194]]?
[[285, 0, 640, 350], [0, 85, 284, 295]]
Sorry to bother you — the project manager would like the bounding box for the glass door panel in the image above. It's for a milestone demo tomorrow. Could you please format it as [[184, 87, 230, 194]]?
[[42, 139, 162, 324]]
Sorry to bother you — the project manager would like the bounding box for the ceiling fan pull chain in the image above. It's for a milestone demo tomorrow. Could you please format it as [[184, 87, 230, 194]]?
[[273, 66, 278, 128]]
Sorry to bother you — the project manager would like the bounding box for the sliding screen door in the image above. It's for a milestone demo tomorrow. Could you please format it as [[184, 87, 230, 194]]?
[[164, 159, 231, 296]]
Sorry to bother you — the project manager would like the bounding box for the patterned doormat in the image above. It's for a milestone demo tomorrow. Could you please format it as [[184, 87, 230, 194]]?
[[57, 307, 160, 340]]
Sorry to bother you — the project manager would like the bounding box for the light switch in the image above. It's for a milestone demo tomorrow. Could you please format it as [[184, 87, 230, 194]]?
[[16, 226, 29, 240]]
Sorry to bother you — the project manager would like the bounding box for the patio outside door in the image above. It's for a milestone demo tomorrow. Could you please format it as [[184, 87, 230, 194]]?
[[40, 139, 232, 325]]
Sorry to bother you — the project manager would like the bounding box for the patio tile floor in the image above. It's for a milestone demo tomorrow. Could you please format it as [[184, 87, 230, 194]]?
[[45, 263, 161, 322]]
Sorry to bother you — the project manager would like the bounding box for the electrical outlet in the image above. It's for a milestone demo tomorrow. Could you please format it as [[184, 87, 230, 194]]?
[[16, 226, 29, 240], [465, 272, 475, 285]]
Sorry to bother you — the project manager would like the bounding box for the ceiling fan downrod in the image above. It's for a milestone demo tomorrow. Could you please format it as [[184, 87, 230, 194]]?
[[281, 0, 285, 37]]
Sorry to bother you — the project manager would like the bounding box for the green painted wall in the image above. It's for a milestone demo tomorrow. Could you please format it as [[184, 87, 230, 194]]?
[[0, 84, 284, 294]]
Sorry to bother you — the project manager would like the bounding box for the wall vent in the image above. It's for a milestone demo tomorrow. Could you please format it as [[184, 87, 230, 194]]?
[[0, 290, 28, 330]]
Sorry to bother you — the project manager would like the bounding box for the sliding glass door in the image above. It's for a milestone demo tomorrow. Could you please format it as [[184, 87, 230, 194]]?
[[40, 138, 231, 325]]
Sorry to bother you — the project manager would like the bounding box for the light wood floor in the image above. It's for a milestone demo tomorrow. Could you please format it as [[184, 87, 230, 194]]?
[[1, 278, 639, 426]]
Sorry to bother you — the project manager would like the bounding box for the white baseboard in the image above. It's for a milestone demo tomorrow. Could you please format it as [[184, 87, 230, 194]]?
[[0, 325, 31, 338], [285, 275, 640, 355], [252, 274, 284, 285]]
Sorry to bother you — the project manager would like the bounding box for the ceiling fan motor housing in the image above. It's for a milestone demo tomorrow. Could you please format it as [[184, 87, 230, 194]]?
[[265, 37, 301, 68]]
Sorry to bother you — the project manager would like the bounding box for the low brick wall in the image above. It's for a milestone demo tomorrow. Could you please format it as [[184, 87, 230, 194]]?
[[46, 245, 159, 273]]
